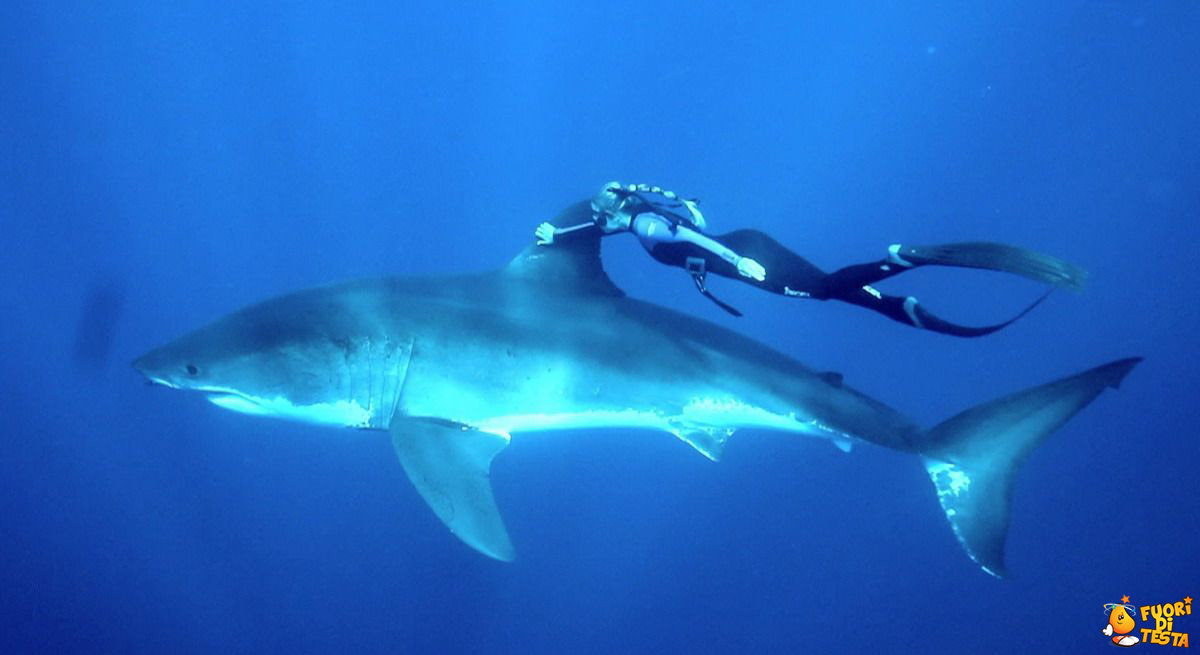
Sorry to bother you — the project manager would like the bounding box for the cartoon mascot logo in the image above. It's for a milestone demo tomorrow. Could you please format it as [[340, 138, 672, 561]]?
[[1104, 596, 1140, 647], [1103, 595, 1192, 648]]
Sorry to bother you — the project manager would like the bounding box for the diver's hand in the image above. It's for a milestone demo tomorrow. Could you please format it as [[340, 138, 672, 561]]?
[[737, 257, 766, 282], [535, 222, 557, 246], [1103, 624, 1114, 637]]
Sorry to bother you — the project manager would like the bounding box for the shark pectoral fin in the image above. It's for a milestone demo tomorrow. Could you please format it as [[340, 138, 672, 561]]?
[[389, 419, 515, 562], [832, 437, 853, 453]]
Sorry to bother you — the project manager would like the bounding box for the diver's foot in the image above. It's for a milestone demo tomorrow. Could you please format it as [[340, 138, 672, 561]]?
[[887, 243, 914, 268], [901, 296, 923, 328]]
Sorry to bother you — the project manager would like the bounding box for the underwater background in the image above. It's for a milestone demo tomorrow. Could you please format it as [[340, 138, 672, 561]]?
[[1, 2, 1197, 653]]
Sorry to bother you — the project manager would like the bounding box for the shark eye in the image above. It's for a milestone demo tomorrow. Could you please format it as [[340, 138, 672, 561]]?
[[185, 364, 199, 376]]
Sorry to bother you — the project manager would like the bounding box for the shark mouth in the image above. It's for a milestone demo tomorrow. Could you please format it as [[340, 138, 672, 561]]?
[[143, 376, 179, 389], [196, 386, 376, 427], [141, 376, 269, 415], [198, 387, 272, 415]]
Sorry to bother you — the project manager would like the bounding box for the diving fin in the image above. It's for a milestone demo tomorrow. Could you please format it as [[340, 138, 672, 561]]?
[[893, 242, 1087, 292], [390, 418, 515, 561], [904, 290, 1051, 338]]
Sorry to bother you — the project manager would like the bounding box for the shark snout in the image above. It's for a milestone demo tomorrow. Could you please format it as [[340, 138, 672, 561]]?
[[132, 352, 177, 388], [131, 353, 156, 379]]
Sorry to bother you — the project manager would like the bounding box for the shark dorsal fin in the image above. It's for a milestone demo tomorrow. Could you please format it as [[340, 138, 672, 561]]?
[[504, 204, 624, 297]]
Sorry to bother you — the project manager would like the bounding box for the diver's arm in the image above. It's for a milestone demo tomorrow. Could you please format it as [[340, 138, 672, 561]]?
[[675, 225, 766, 281], [535, 220, 602, 246]]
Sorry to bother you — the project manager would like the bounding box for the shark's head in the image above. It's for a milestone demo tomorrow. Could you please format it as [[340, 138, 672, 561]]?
[[132, 294, 385, 427]]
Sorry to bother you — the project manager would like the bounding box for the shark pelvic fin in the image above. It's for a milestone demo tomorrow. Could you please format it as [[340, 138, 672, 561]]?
[[390, 418, 515, 561], [919, 357, 1142, 577], [672, 427, 731, 462]]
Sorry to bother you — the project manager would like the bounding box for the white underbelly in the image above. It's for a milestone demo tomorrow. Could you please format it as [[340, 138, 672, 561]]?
[[207, 392, 375, 427], [471, 397, 841, 441]]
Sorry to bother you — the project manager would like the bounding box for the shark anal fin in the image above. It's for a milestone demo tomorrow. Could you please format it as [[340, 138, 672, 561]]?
[[389, 418, 514, 561]]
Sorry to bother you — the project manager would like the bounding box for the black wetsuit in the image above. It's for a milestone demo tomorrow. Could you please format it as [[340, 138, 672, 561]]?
[[547, 190, 1063, 337], [645, 227, 1023, 335]]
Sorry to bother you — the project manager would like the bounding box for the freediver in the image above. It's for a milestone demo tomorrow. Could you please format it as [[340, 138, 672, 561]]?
[[534, 181, 1086, 336]]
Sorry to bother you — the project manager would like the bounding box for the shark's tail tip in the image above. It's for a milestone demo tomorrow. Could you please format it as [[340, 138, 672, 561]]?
[[1098, 357, 1143, 389], [921, 356, 1142, 577]]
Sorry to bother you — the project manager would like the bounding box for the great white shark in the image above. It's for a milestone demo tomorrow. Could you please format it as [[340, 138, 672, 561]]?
[[133, 236, 1140, 576]]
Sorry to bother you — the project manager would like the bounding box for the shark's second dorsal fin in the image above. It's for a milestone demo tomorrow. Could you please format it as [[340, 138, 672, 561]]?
[[818, 371, 844, 387], [504, 203, 624, 297]]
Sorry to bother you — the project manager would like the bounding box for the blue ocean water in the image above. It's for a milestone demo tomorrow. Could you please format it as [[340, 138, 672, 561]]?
[[1, 2, 1197, 652]]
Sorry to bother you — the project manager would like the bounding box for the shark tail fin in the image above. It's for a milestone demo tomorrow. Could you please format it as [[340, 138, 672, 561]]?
[[919, 357, 1141, 577]]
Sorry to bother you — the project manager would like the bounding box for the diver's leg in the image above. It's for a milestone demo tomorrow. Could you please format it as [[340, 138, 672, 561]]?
[[694, 233, 1025, 336], [659, 228, 1071, 336], [675, 230, 933, 309], [706, 229, 830, 297], [815, 240, 1083, 336], [833, 280, 1049, 338], [821, 259, 907, 293], [823, 241, 1087, 291]]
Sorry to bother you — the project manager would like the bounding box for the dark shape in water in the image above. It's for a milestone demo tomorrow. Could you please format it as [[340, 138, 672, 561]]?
[[73, 276, 127, 370]]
